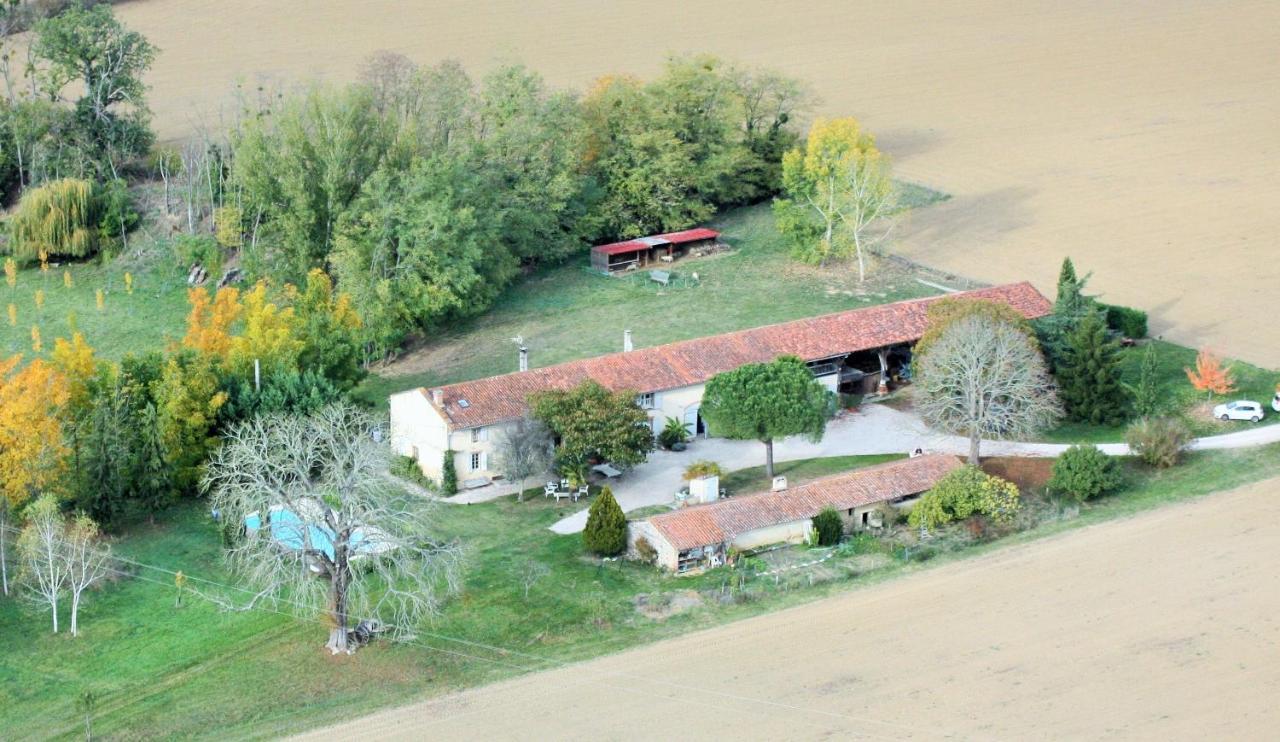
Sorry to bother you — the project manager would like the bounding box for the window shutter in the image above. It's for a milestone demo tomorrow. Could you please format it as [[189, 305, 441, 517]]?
[[480, 451, 488, 471]]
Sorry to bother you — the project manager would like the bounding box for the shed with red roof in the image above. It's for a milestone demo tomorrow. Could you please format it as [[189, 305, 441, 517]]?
[[589, 228, 721, 274]]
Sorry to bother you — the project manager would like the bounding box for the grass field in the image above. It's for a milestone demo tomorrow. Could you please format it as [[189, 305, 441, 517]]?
[[0, 258, 190, 362], [358, 200, 955, 406], [4, 443, 1279, 739]]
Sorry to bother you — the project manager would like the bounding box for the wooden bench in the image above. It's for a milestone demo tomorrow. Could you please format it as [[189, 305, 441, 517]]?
[[649, 270, 671, 286]]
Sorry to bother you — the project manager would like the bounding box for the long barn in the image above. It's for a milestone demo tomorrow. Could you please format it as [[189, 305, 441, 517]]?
[[389, 282, 1051, 489]]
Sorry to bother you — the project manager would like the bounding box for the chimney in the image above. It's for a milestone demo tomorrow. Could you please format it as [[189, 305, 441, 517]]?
[[518, 343, 529, 372], [431, 388, 444, 406], [623, 329, 633, 352]]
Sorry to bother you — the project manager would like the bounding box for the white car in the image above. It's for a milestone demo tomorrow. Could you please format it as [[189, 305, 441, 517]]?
[[1273, 392, 1280, 413], [1213, 400, 1264, 423]]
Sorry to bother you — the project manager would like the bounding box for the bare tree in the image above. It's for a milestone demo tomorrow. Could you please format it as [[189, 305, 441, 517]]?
[[837, 153, 898, 284], [492, 415, 553, 501], [202, 403, 464, 655], [915, 314, 1063, 464], [357, 50, 421, 118], [64, 514, 111, 638], [519, 560, 549, 600], [0, 497, 11, 596], [17, 495, 69, 633]]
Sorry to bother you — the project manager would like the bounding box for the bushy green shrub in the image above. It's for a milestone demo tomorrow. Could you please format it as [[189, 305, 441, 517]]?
[[1103, 303, 1148, 339], [390, 455, 435, 491], [173, 234, 224, 277], [441, 449, 459, 495], [583, 486, 626, 556], [812, 506, 843, 546], [8, 178, 97, 261], [1125, 417, 1191, 468], [1049, 445, 1122, 502], [908, 465, 1022, 530]]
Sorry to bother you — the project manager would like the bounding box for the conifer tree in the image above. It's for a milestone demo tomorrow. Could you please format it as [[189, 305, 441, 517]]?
[[1057, 311, 1130, 425], [582, 486, 627, 556], [1132, 343, 1161, 417]]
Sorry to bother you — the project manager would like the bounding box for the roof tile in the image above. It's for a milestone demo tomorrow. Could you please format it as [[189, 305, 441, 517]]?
[[422, 282, 1050, 429], [645, 454, 963, 551]]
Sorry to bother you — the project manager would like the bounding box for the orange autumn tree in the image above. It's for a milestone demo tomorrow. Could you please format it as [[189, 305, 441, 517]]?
[[182, 286, 242, 359], [1185, 348, 1236, 401], [0, 355, 71, 508]]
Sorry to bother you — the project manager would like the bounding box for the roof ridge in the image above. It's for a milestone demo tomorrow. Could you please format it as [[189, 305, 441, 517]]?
[[427, 282, 1030, 396]]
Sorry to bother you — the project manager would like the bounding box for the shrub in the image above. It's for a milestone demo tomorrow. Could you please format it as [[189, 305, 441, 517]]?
[[658, 416, 689, 450], [908, 465, 1021, 530], [1125, 417, 1191, 468], [682, 460, 724, 481], [441, 449, 459, 495], [1049, 445, 1122, 502], [633, 536, 657, 565], [390, 455, 434, 491], [1103, 303, 1148, 339], [173, 234, 224, 278], [583, 486, 626, 556], [812, 506, 843, 546]]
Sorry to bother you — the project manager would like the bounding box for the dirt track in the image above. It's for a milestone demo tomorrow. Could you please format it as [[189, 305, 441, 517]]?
[[115, 0, 1280, 366], [300, 476, 1280, 740]]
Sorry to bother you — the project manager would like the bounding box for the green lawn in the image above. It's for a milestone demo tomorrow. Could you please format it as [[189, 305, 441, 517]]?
[[1040, 340, 1279, 443], [0, 257, 190, 362], [4, 441, 1279, 739], [355, 200, 954, 406]]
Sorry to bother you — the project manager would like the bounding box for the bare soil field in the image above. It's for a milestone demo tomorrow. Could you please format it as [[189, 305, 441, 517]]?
[[301, 475, 1280, 740], [113, 0, 1280, 366]]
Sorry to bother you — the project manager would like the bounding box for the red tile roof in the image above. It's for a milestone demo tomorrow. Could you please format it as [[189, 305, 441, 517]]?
[[591, 228, 720, 256], [652, 227, 720, 244], [419, 282, 1050, 429], [644, 454, 963, 551]]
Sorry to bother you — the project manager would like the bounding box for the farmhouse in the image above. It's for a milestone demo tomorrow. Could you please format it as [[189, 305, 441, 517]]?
[[389, 282, 1050, 487], [630, 454, 963, 573], [589, 227, 721, 274]]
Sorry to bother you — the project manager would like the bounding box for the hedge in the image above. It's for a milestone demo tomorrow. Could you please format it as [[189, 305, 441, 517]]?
[[1102, 303, 1148, 339]]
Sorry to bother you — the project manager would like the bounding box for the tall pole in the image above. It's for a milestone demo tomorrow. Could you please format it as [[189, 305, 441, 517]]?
[[254, 358, 261, 393]]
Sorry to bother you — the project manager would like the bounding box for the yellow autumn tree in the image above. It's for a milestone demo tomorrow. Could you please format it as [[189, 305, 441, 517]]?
[[0, 355, 71, 507], [228, 281, 302, 377], [775, 117, 896, 280], [51, 332, 99, 410], [182, 286, 242, 359], [292, 269, 365, 387], [156, 351, 228, 493]]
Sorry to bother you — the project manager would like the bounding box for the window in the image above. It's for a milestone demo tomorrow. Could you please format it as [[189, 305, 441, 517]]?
[[471, 427, 487, 443], [637, 392, 655, 409], [470, 452, 481, 471]]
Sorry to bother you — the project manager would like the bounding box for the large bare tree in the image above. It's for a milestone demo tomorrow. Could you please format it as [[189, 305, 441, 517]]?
[[491, 415, 553, 501], [915, 314, 1063, 464], [203, 403, 463, 654]]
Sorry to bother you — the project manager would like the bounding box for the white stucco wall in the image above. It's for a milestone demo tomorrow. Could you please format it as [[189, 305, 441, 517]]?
[[389, 390, 451, 480], [730, 520, 813, 552]]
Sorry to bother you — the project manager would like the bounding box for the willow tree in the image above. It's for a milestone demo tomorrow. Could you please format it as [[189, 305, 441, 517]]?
[[202, 403, 463, 654], [773, 117, 896, 280], [8, 179, 97, 261]]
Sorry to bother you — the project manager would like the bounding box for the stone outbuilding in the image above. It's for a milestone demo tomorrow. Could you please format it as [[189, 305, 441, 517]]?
[[628, 454, 962, 573]]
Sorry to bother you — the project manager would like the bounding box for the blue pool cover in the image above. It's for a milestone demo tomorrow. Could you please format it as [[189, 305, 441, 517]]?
[[244, 507, 379, 561]]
